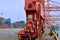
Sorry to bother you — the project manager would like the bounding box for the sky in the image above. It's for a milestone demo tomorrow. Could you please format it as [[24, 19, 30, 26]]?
[[0, 0, 60, 23], [0, 0, 26, 23]]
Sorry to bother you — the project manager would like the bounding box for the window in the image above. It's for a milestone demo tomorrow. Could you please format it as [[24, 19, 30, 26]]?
[[28, 15, 32, 19]]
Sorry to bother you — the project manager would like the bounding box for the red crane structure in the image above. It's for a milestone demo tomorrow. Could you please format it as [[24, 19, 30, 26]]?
[[45, 0, 60, 26], [18, 0, 60, 40]]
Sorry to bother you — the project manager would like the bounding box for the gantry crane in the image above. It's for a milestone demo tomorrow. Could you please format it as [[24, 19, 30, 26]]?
[[45, 0, 60, 22], [18, 0, 60, 40], [18, 0, 45, 40]]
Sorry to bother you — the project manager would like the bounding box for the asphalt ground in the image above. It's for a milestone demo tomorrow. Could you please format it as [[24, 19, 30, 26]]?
[[0, 28, 24, 40]]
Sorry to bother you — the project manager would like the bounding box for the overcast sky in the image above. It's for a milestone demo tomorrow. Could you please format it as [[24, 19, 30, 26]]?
[[0, 0, 26, 23]]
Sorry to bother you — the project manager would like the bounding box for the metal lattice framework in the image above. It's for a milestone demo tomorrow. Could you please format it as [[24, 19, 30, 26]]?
[[45, 0, 60, 26]]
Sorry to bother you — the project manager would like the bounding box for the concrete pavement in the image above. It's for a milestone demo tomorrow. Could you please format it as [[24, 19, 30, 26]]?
[[0, 28, 24, 40]]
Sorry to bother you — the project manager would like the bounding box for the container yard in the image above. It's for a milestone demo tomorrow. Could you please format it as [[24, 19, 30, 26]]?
[[0, 0, 60, 40]]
